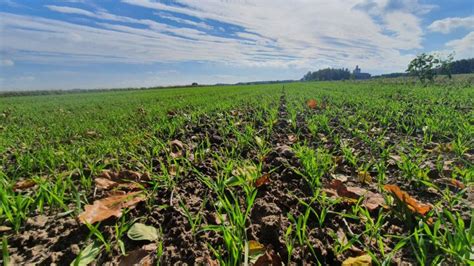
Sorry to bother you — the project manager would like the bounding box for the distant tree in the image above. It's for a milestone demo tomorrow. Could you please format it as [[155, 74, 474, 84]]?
[[191, 82, 198, 86], [406, 53, 453, 84]]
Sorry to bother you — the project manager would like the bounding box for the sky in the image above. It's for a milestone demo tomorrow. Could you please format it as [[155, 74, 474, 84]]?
[[0, 0, 473, 91]]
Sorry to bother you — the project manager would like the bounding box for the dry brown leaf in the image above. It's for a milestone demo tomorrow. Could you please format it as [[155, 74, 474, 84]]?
[[170, 140, 184, 159], [95, 170, 149, 191], [326, 180, 384, 211], [78, 192, 145, 224], [13, 179, 36, 191], [307, 99, 318, 109], [119, 248, 153, 266], [287, 134, 297, 143], [384, 184, 431, 216], [95, 178, 119, 190], [204, 255, 220, 266], [342, 254, 372, 266], [363, 191, 385, 211], [255, 173, 270, 188], [254, 248, 282, 266], [437, 178, 466, 189]]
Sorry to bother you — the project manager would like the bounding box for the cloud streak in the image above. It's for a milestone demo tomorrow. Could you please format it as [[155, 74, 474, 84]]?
[[428, 16, 474, 34]]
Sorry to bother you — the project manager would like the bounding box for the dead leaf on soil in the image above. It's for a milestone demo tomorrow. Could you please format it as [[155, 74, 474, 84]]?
[[95, 170, 149, 191], [436, 178, 465, 189], [331, 174, 349, 183], [357, 170, 372, 184], [326, 180, 385, 211], [255, 173, 270, 188], [342, 254, 372, 266], [95, 178, 118, 190], [287, 134, 297, 143], [78, 192, 146, 224], [170, 139, 185, 159], [248, 240, 265, 256], [119, 248, 153, 266], [13, 179, 36, 191], [204, 255, 220, 266], [307, 99, 318, 109], [383, 184, 431, 216], [253, 248, 282, 266]]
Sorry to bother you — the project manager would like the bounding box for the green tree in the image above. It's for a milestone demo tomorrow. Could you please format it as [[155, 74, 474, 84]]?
[[406, 53, 453, 85]]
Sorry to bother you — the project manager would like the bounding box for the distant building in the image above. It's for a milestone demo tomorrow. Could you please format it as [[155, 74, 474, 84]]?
[[352, 65, 371, 80], [353, 65, 361, 75]]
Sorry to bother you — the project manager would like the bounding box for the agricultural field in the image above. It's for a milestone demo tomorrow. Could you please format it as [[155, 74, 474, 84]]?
[[0, 81, 473, 265]]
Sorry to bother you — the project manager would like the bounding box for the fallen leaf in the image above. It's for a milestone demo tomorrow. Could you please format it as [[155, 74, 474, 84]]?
[[70, 242, 101, 266], [248, 240, 265, 256], [357, 170, 372, 184], [127, 223, 159, 241], [254, 248, 282, 266], [119, 248, 153, 266], [78, 192, 146, 224], [95, 170, 149, 191], [204, 255, 220, 266], [388, 154, 402, 164], [326, 180, 385, 211], [307, 99, 318, 109], [342, 254, 372, 266], [383, 184, 431, 216], [95, 178, 118, 190], [287, 134, 297, 143], [363, 191, 385, 211], [170, 140, 184, 159], [13, 179, 36, 191], [331, 174, 348, 183], [436, 178, 465, 189], [255, 173, 270, 188]]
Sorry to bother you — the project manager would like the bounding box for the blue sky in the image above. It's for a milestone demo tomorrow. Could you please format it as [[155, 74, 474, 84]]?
[[0, 0, 473, 90]]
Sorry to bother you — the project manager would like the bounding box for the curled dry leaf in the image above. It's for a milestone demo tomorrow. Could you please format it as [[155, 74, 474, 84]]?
[[78, 192, 146, 224], [383, 184, 431, 216], [342, 254, 372, 266], [287, 134, 297, 143], [307, 99, 318, 109], [255, 173, 270, 188], [170, 139, 185, 159], [13, 179, 36, 191]]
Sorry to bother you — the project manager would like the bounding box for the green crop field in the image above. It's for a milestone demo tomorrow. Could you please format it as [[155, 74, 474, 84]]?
[[1, 81, 473, 265]]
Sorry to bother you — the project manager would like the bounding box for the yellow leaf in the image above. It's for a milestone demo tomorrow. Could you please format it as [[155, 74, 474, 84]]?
[[357, 170, 372, 184], [342, 254, 372, 266], [248, 240, 265, 255]]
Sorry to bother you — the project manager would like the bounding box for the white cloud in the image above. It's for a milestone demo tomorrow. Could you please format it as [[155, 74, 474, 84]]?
[[2, 0, 431, 75], [428, 16, 474, 34], [446, 31, 474, 59], [1, 59, 14, 66], [46, 5, 95, 17]]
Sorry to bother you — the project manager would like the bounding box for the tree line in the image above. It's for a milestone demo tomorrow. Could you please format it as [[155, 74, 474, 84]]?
[[301, 68, 371, 81]]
